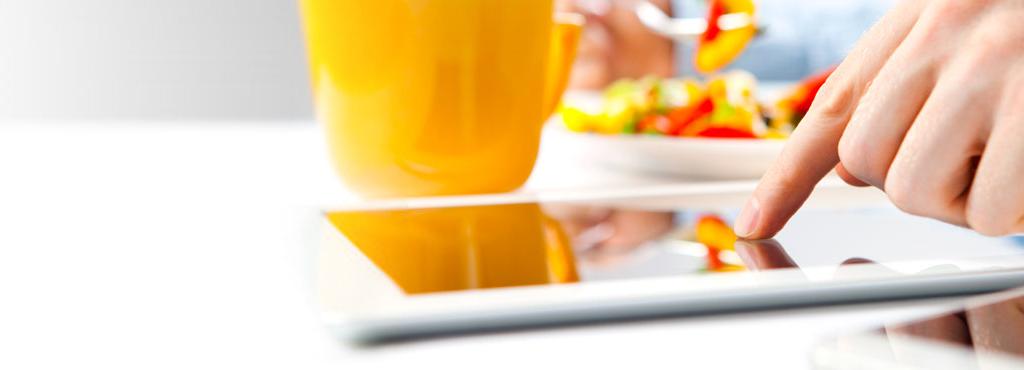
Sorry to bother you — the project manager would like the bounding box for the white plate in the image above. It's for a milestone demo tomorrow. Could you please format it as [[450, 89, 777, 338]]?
[[550, 84, 791, 180], [546, 124, 785, 179]]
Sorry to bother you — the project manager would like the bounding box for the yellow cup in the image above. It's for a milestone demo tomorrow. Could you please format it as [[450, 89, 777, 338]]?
[[299, 1, 582, 197]]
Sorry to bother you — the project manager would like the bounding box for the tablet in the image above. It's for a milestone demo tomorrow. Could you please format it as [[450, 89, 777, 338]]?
[[813, 288, 1024, 369], [317, 187, 1024, 343]]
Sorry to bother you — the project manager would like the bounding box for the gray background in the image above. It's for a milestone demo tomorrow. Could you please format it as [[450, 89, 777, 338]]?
[[0, 0, 312, 121]]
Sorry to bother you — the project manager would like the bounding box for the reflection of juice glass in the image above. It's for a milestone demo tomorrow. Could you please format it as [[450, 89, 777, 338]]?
[[327, 204, 578, 294], [299, 1, 581, 197]]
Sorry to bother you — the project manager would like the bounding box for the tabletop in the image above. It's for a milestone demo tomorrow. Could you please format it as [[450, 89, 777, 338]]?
[[0, 121, 976, 369]]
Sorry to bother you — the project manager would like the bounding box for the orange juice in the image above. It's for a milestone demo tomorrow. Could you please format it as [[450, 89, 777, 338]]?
[[299, 1, 580, 197]]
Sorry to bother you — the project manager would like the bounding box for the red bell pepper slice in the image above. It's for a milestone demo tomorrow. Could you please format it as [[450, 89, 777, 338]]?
[[793, 66, 836, 113], [667, 97, 714, 135], [695, 126, 758, 139]]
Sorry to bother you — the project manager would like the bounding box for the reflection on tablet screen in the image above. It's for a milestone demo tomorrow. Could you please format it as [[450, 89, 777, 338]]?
[[819, 290, 1024, 369], [326, 202, 1024, 295]]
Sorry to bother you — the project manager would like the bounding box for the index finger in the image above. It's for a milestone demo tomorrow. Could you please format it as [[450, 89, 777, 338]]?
[[734, 0, 927, 239]]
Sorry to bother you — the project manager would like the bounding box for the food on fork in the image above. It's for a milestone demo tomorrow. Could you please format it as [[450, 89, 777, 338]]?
[[695, 0, 757, 73]]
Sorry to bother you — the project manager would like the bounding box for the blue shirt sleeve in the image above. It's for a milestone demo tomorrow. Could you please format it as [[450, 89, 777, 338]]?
[[671, 0, 895, 80]]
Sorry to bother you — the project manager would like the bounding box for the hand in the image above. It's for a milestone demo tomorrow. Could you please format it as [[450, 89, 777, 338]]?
[[557, 0, 675, 89], [737, 0, 1024, 238], [542, 205, 675, 252]]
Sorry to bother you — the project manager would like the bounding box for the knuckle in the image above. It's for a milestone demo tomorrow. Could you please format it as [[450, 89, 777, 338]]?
[[945, 52, 990, 87], [969, 36, 1003, 59], [910, 0, 985, 55], [884, 158, 958, 222], [966, 212, 1012, 237], [836, 164, 867, 187], [811, 77, 856, 121], [963, 13, 1024, 65], [837, 138, 867, 179], [884, 177, 927, 216], [966, 196, 1014, 237], [925, 0, 983, 27], [970, 22, 1006, 50], [837, 131, 883, 185]]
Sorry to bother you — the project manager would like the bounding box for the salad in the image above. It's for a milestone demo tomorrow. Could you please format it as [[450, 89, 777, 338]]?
[[560, 0, 835, 141], [560, 68, 834, 140]]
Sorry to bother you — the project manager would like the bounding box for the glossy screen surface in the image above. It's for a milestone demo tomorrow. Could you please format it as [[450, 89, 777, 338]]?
[[326, 202, 1024, 295]]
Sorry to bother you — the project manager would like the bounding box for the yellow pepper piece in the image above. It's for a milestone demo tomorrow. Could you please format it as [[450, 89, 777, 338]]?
[[695, 0, 757, 74]]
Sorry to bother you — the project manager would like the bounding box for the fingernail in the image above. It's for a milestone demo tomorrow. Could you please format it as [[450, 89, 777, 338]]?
[[734, 197, 760, 238]]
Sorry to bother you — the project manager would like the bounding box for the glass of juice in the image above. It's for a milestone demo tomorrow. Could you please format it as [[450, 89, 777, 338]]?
[[299, 1, 581, 197]]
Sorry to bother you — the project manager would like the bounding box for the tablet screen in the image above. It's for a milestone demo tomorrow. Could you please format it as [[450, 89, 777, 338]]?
[[326, 201, 1024, 295]]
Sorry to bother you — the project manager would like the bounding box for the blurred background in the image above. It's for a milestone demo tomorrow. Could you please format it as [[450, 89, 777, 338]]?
[[0, 0, 891, 121], [0, 0, 311, 121]]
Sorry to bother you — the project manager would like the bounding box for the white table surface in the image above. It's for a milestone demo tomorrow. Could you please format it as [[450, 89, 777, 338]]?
[[0, 121, 973, 369]]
